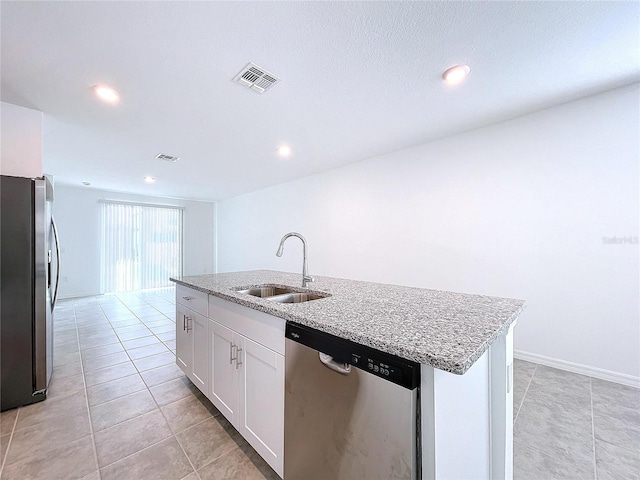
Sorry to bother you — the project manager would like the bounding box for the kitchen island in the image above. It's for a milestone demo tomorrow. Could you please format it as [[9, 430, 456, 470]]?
[[171, 270, 525, 479]]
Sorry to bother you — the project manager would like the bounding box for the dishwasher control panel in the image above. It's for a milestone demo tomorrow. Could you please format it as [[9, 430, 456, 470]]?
[[286, 322, 419, 389], [351, 354, 405, 384]]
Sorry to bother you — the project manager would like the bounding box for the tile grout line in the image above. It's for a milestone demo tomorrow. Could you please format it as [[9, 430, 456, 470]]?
[[52, 289, 190, 478], [83, 356, 182, 406], [87, 390, 197, 466], [513, 363, 537, 425], [107, 308, 175, 361], [54, 290, 270, 480], [109, 319, 176, 388], [95, 404, 216, 477], [137, 288, 205, 479], [77, 298, 103, 480], [94, 289, 192, 477], [86, 374, 192, 432], [170, 404, 242, 478], [138, 289, 270, 479], [91, 298, 161, 431], [84, 382, 147, 409], [184, 435, 246, 476], [79, 297, 159, 470], [160, 285, 245, 479], [96, 434, 174, 471], [83, 304, 175, 390], [172, 425, 202, 478], [145, 295, 200, 479], [93, 291, 141, 476], [0, 405, 21, 476], [589, 377, 598, 480], [116, 291, 177, 380], [91, 386, 211, 471]]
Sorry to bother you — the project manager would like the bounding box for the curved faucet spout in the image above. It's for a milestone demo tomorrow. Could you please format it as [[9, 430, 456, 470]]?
[[276, 232, 314, 288]]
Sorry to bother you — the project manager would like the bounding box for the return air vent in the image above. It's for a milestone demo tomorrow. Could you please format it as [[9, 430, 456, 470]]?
[[155, 153, 180, 162], [233, 62, 280, 94]]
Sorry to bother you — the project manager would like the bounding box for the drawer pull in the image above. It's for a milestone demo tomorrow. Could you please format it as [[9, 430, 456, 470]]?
[[182, 296, 193, 301]]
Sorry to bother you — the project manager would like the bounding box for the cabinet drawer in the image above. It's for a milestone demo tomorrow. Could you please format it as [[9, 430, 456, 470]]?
[[176, 285, 208, 316], [209, 295, 285, 355]]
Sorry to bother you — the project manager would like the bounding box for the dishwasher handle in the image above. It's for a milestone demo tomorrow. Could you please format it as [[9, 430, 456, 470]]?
[[319, 353, 351, 375]]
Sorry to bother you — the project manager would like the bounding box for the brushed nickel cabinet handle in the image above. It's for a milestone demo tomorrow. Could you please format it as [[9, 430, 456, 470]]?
[[230, 342, 237, 364], [236, 347, 243, 369]]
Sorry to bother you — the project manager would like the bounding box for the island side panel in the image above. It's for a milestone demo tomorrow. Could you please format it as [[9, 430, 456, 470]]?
[[489, 323, 515, 480], [421, 326, 515, 480], [422, 352, 491, 479]]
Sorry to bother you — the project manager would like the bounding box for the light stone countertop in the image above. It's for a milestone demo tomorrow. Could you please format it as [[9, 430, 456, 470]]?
[[170, 270, 525, 375]]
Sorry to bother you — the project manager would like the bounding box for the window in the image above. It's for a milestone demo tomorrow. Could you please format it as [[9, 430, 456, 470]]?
[[100, 200, 183, 292]]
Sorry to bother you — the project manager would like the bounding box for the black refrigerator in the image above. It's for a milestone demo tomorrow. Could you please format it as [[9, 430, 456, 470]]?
[[1, 175, 60, 411]]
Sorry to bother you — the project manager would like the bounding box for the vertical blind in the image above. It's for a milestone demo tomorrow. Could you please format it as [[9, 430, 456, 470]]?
[[100, 200, 183, 293]]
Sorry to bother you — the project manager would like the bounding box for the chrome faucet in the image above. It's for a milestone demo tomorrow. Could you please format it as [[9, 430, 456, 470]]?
[[276, 232, 314, 288]]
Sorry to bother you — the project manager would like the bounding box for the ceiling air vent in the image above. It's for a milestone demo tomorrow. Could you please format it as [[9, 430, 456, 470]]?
[[233, 62, 280, 94], [155, 153, 180, 162]]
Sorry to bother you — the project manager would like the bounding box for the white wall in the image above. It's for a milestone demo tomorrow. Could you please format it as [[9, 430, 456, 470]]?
[[0, 101, 43, 177], [53, 185, 215, 298], [217, 83, 640, 382]]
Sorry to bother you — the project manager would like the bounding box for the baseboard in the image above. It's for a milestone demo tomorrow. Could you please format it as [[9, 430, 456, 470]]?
[[514, 350, 640, 389]]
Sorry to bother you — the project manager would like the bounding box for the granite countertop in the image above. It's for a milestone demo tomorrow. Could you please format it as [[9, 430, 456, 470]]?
[[170, 270, 525, 375]]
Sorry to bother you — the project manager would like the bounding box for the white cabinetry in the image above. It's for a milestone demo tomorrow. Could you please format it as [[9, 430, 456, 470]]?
[[209, 320, 239, 422], [175, 286, 209, 393], [175, 304, 192, 373], [190, 310, 209, 391], [240, 335, 285, 473], [175, 286, 285, 478], [208, 295, 285, 478]]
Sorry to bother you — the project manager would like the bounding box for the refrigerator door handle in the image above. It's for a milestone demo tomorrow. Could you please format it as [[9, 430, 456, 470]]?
[[52, 215, 61, 309]]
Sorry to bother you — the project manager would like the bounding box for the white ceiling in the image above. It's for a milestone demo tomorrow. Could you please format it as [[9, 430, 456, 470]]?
[[2, 1, 638, 201]]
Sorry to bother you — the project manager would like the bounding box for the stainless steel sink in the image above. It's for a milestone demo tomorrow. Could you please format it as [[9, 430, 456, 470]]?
[[236, 286, 296, 298], [234, 284, 330, 304], [266, 292, 326, 304]]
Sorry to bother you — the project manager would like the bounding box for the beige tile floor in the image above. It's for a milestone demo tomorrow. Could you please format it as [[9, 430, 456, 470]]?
[[0, 286, 638, 479], [0, 287, 278, 480]]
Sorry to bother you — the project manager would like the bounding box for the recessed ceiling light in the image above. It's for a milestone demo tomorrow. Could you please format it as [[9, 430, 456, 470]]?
[[277, 145, 292, 157], [442, 65, 470, 85], [93, 85, 120, 104], [144, 176, 155, 183], [82, 181, 91, 186]]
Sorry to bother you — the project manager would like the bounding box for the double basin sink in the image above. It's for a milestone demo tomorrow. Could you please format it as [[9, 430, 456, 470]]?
[[234, 284, 329, 304]]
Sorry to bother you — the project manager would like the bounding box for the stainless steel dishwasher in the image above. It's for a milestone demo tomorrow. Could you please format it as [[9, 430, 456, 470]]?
[[284, 322, 421, 480]]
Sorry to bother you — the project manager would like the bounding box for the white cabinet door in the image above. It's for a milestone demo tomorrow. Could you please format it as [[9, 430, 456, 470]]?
[[190, 310, 209, 392], [238, 336, 285, 477], [175, 305, 192, 374], [209, 320, 239, 425]]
